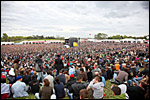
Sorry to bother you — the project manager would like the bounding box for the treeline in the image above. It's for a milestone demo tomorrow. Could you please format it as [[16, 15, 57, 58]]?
[[94, 33, 149, 40], [1, 33, 65, 42]]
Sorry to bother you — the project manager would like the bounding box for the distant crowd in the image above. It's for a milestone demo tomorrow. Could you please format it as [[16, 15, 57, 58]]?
[[1, 42, 149, 99]]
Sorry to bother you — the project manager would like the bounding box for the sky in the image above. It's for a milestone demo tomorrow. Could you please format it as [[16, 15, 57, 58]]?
[[1, 1, 149, 38]]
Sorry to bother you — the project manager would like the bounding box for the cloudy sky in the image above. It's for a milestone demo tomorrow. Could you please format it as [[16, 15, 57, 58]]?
[[1, 1, 149, 38]]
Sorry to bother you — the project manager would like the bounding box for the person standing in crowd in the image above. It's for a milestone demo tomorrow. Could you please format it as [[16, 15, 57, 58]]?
[[11, 76, 29, 98], [13, 59, 20, 77], [35, 54, 43, 82], [55, 54, 64, 76], [35, 79, 53, 99]]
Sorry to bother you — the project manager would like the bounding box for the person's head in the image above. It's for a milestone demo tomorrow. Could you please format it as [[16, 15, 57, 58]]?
[[122, 63, 126, 68], [63, 71, 68, 75], [80, 89, 88, 99], [70, 74, 74, 78], [88, 68, 92, 72], [31, 75, 36, 80], [39, 54, 42, 58], [94, 72, 99, 77], [1, 78, 6, 83], [33, 71, 37, 75], [55, 77, 60, 84], [59, 70, 63, 74], [139, 81, 147, 90], [47, 71, 51, 75], [94, 76, 102, 83], [111, 86, 121, 96], [16, 76, 23, 81], [13, 59, 20, 63], [80, 68, 84, 72], [43, 79, 50, 86], [77, 75, 83, 82]]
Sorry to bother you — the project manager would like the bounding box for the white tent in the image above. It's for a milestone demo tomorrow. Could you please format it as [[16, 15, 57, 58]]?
[[1, 42, 14, 45]]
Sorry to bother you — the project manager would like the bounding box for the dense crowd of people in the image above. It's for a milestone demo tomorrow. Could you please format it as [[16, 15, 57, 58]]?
[[1, 42, 149, 99]]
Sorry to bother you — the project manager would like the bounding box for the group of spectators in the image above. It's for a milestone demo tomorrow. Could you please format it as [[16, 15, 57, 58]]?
[[1, 42, 149, 99]]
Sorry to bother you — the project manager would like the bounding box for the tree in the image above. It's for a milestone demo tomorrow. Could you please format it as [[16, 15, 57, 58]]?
[[2, 33, 9, 42], [94, 33, 108, 40]]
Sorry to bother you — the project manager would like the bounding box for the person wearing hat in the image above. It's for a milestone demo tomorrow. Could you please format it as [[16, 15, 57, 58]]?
[[7, 67, 16, 84], [11, 76, 29, 98], [66, 74, 76, 99]]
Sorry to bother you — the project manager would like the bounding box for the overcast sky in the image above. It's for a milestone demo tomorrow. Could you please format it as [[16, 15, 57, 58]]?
[[1, 1, 149, 38]]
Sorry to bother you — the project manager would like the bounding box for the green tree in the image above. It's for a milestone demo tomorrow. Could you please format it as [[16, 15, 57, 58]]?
[[2, 33, 9, 42], [94, 33, 108, 40]]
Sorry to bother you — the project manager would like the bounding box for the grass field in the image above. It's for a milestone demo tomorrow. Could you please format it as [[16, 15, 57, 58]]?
[[7, 79, 126, 99], [7, 68, 144, 99]]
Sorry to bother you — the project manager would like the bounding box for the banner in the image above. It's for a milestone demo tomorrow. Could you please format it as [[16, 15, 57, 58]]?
[[73, 42, 78, 47]]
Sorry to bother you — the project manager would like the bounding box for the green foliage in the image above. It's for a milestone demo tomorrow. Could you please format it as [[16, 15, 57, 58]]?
[[1, 33, 65, 42], [2, 33, 9, 42], [94, 33, 108, 40]]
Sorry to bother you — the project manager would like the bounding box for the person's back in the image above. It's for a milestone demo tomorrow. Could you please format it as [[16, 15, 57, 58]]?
[[115, 69, 128, 83], [39, 86, 53, 99], [126, 85, 146, 99], [29, 76, 40, 95], [69, 75, 86, 99], [55, 55, 64, 74], [58, 72, 66, 85], [1, 78, 10, 99], [11, 76, 29, 98], [66, 75, 76, 90], [87, 70, 93, 82], [80, 68, 88, 81], [54, 78, 65, 99], [44, 74, 54, 88], [115, 62, 120, 71], [87, 76, 104, 99]]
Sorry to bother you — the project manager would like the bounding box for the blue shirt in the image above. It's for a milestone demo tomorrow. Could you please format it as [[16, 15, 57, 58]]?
[[101, 76, 105, 87]]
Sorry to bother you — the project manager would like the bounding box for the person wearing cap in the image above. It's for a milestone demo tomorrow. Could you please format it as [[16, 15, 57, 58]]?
[[11, 76, 29, 98], [7, 67, 16, 84], [66, 74, 76, 99]]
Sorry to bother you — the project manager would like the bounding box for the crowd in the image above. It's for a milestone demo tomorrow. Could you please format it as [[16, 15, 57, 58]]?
[[1, 42, 149, 99]]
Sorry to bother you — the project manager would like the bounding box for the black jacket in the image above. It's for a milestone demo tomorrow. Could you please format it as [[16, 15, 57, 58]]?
[[69, 82, 86, 99], [126, 86, 146, 99], [29, 79, 40, 94], [87, 72, 93, 82], [55, 57, 64, 71], [66, 78, 76, 90]]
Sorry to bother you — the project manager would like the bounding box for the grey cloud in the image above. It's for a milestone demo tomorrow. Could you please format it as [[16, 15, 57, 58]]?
[[104, 11, 130, 18], [141, 1, 149, 10]]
